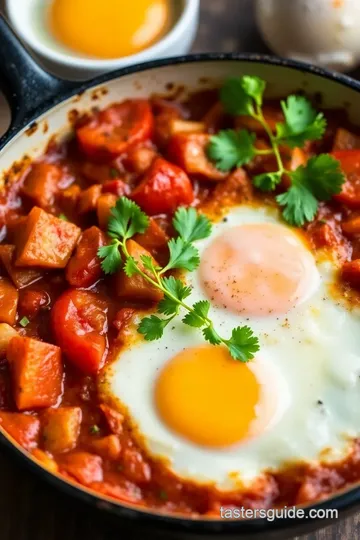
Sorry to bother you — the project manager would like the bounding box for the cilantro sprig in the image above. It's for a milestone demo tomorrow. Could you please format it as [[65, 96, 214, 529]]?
[[98, 197, 259, 362], [207, 76, 345, 226]]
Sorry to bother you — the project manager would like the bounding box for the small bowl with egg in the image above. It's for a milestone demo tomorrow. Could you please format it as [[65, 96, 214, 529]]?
[[5, 0, 199, 80]]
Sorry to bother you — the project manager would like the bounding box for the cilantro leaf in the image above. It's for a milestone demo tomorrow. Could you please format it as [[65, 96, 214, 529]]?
[[207, 129, 256, 172], [183, 300, 210, 328], [158, 277, 192, 316], [220, 77, 255, 116], [275, 95, 326, 148], [226, 326, 260, 362], [138, 315, 167, 341], [124, 256, 138, 278], [253, 171, 282, 191], [241, 75, 266, 107], [140, 255, 160, 275], [203, 326, 222, 345], [276, 183, 318, 226], [165, 237, 200, 272], [173, 207, 212, 243], [108, 197, 149, 240], [98, 243, 122, 275]]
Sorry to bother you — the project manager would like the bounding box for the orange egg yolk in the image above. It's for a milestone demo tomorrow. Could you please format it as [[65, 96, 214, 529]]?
[[155, 346, 274, 448], [49, 0, 171, 59], [200, 223, 318, 317]]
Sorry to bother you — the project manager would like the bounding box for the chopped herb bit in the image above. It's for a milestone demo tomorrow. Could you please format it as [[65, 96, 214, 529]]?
[[89, 424, 100, 435], [110, 167, 120, 178], [58, 213, 69, 221], [19, 316, 30, 328]]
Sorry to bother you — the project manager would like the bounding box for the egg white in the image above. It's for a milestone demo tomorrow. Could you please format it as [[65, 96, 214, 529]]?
[[101, 205, 360, 491]]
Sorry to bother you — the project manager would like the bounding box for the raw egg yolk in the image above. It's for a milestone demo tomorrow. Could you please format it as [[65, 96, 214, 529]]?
[[200, 223, 319, 316], [49, 0, 171, 59], [155, 346, 279, 448]]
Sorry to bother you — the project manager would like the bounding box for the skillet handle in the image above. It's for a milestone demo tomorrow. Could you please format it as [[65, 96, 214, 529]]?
[[0, 15, 78, 147]]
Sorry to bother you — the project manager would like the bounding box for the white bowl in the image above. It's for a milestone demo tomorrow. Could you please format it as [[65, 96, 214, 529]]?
[[6, 0, 200, 80]]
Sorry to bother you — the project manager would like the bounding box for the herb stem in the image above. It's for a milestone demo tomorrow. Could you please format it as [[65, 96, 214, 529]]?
[[254, 105, 286, 176]]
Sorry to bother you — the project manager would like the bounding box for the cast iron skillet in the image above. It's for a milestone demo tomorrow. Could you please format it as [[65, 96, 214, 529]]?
[[1, 14, 360, 540]]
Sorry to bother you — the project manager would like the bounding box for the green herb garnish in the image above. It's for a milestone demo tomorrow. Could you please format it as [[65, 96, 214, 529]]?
[[58, 213, 68, 221], [19, 316, 30, 328], [207, 76, 345, 226], [89, 425, 100, 435], [98, 197, 259, 362]]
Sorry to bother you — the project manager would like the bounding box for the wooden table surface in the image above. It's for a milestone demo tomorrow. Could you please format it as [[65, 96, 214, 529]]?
[[0, 1, 360, 538]]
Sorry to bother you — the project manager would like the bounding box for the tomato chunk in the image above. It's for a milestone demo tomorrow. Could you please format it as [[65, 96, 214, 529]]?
[[7, 336, 63, 411], [77, 184, 102, 215], [342, 216, 360, 236], [21, 162, 62, 208], [332, 128, 360, 151], [66, 226, 106, 288], [100, 404, 124, 435], [77, 100, 154, 162], [51, 290, 108, 374], [124, 146, 157, 174], [168, 133, 226, 181], [0, 277, 18, 325], [18, 290, 49, 320], [0, 411, 40, 450], [59, 452, 103, 484], [115, 240, 163, 302], [42, 407, 82, 454], [332, 150, 360, 207], [0, 245, 42, 289], [342, 259, 360, 288], [102, 179, 129, 197], [15, 207, 81, 268], [131, 157, 194, 215]]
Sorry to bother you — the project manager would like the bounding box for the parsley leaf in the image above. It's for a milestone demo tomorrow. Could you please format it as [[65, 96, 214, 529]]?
[[138, 315, 168, 341], [158, 277, 192, 316], [253, 171, 282, 191], [98, 242, 122, 275], [275, 96, 326, 148], [173, 207, 212, 243], [183, 300, 210, 328], [108, 197, 149, 240], [220, 77, 255, 116], [226, 326, 260, 362], [164, 237, 200, 272], [207, 129, 256, 172], [241, 75, 266, 107]]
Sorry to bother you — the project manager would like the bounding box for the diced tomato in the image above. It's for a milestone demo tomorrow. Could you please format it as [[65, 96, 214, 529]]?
[[342, 216, 360, 236], [0, 277, 18, 325], [90, 434, 121, 460], [0, 245, 42, 289], [66, 226, 106, 288], [77, 100, 154, 162], [131, 157, 194, 215], [342, 259, 360, 288], [332, 150, 360, 207], [59, 452, 103, 484], [18, 290, 49, 320], [96, 193, 117, 230], [168, 133, 226, 181], [42, 406, 82, 454], [308, 222, 338, 250], [332, 128, 360, 151], [115, 240, 163, 302], [0, 411, 40, 450], [77, 184, 102, 214], [102, 179, 129, 197], [112, 308, 135, 341], [21, 162, 62, 208], [15, 207, 81, 268], [7, 336, 63, 410], [100, 404, 124, 435], [51, 290, 108, 374], [120, 444, 151, 484], [124, 146, 157, 174], [81, 162, 121, 184], [203, 168, 253, 215]]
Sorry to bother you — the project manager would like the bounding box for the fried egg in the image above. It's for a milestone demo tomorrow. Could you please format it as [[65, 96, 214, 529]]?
[[101, 204, 360, 491]]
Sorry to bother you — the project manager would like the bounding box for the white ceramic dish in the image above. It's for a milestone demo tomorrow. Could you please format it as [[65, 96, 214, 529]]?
[[5, 0, 199, 80]]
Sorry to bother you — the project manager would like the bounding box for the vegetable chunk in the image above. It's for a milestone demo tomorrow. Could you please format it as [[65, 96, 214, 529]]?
[[0, 245, 42, 288], [0, 411, 40, 450], [66, 226, 106, 287], [15, 207, 81, 268], [0, 277, 18, 325], [59, 452, 103, 484], [7, 336, 63, 410], [21, 162, 62, 208], [42, 407, 82, 454]]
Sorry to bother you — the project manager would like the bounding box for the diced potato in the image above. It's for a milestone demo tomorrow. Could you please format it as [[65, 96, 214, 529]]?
[[58, 184, 81, 214], [100, 404, 124, 435], [0, 323, 18, 359], [90, 434, 121, 460], [42, 407, 82, 454], [0, 277, 18, 325], [0, 411, 40, 450], [78, 184, 102, 215], [170, 119, 206, 135], [96, 193, 117, 230], [133, 218, 168, 257], [59, 452, 103, 485], [125, 147, 157, 174], [7, 336, 63, 410], [0, 245, 42, 288], [31, 448, 58, 473], [115, 240, 163, 302], [15, 207, 81, 269], [21, 162, 61, 208]]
